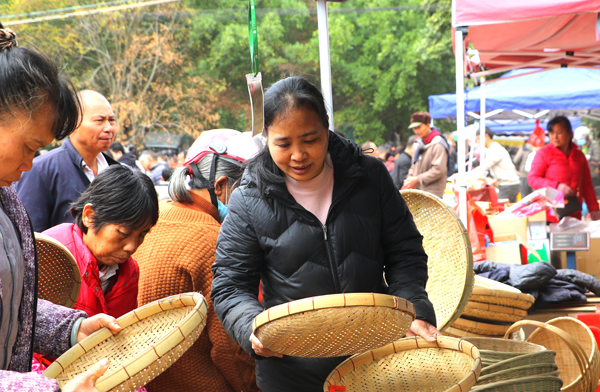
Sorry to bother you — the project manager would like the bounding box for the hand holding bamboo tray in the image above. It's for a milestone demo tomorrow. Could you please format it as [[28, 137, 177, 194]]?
[[43, 293, 208, 392], [252, 293, 415, 357]]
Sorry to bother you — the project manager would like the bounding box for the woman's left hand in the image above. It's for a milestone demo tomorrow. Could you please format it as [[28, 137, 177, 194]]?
[[591, 210, 600, 221], [405, 319, 441, 342], [77, 314, 122, 343]]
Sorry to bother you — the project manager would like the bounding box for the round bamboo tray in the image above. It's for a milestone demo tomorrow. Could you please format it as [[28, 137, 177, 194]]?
[[476, 364, 559, 385], [323, 336, 481, 392], [480, 351, 558, 377], [445, 326, 526, 341], [253, 293, 414, 358], [400, 190, 474, 332], [462, 301, 528, 323], [462, 337, 547, 364], [471, 375, 563, 391], [451, 317, 512, 336], [471, 276, 534, 310], [507, 318, 600, 392], [43, 293, 208, 392], [35, 232, 81, 308]]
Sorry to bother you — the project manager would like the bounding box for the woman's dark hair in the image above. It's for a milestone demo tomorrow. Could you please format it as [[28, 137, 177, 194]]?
[[0, 24, 81, 140], [547, 116, 573, 135], [247, 76, 329, 198], [70, 165, 159, 234]]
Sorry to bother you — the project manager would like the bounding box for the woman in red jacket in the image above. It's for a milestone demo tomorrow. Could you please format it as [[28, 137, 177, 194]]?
[[44, 165, 159, 317], [528, 116, 600, 220]]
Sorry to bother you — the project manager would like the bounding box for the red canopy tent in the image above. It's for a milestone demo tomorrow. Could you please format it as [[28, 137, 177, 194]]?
[[450, 0, 600, 223]]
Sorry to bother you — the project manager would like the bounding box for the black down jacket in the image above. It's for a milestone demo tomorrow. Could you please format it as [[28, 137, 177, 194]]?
[[212, 132, 435, 392]]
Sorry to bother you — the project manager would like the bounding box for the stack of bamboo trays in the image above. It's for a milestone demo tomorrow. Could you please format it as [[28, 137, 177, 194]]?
[[446, 276, 534, 339]]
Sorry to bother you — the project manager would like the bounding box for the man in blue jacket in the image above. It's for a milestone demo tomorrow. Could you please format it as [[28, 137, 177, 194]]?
[[16, 90, 119, 232]]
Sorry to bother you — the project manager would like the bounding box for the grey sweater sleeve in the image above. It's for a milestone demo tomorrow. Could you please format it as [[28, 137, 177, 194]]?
[[34, 299, 88, 357]]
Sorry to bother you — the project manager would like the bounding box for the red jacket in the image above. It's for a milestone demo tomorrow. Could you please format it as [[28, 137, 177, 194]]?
[[43, 223, 139, 318], [528, 142, 599, 219]]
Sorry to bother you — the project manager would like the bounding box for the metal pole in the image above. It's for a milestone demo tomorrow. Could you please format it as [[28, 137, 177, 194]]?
[[455, 29, 467, 227], [479, 77, 486, 166], [316, 0, 334, 130]]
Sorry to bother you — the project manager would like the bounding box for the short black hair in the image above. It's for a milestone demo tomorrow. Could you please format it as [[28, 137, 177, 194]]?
[[547, 116, 573, 135], [109, 142, 124, 154], [0, 23, 81, 140], [162, 167, 174, 182], [70, 165, 159, 234], [485, 127, 494, 139]]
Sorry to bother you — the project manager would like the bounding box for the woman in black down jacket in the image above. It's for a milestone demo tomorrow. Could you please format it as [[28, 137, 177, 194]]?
[[211, 77, 438, 392]]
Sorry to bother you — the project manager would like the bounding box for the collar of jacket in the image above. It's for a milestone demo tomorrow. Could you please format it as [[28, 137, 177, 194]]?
[[63, 138, 120, 173], [261, 132, 366, 209], [547, 140, 579, 158]]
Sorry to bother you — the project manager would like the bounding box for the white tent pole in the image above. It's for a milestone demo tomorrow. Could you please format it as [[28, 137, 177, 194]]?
[[316, 0, 334, 130], [480, 77, 486, 165], [455, 29, 467, 227]]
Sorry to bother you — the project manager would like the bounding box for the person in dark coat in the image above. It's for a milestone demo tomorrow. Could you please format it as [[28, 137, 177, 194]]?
[[211, 77, 437, 392], [15, 90, 119, 232], [392, 135, 416, 190]]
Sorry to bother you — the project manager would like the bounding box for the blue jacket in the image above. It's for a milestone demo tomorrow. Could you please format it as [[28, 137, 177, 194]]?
[[15, 138, 118, 232]]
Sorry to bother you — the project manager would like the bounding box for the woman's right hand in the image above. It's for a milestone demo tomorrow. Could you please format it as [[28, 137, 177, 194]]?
[[250, 333, 283, 358], [61, 358, 109, 392], [557, 183, 575, 198]]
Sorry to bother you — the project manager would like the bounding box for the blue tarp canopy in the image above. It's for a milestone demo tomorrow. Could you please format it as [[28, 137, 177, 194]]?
[[429, 68, 600, 120], [487, 117, 582, 136]]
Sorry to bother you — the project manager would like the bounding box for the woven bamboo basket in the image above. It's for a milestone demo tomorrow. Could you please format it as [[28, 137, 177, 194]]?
[[35, 233, 81, 308], [323, 336, 481, 392], [400, 190, 474, 332], [470, 276, 535, 310], [445, 326, 526, 341], [462, 337, 547, 364], [253, 293, 414, 358], [480, 351, 558, 377], [462, 301, 527, 323], [476, 364, 559, 385], [43, 293, 208, 392], [506, 318, 600, 392], [471, 375, 563, 391], [451, 317, 512, 336]]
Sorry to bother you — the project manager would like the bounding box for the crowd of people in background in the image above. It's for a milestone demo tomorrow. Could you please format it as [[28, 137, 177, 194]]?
[[361, 111, 600, 221]]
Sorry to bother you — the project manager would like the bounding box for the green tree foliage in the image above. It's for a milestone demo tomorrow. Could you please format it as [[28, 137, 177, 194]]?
[[2, 0, 455, 147], [186, 0, 454, 144]]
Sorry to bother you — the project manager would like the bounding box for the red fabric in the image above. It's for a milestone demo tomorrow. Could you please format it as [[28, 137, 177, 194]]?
[[43, 223, 139, 318], [528, 142, 600, 219], [455, 194, 493, 262], [422, 129, 442, 145], [453, 1, 600, 73], [453, 0, 600, 26]]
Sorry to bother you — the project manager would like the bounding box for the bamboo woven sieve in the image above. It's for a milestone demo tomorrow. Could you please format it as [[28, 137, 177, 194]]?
[[451, 317, 512, 336], [470, 276, 534, 310], [43, 292, 208, 392], [476, 364, 559, 386], [252, 293, 414, 358], [35, 232, 81, 308], [480, 351, 558, 377], [323, 335, 482, 392], [506, 318, 600, 392], [400, 190, 474, 332], [462, 300, 527, 323]]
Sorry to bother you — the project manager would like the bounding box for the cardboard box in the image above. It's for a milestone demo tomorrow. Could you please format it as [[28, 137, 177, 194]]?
[[528, 221, 547, 240], [486, 233, 528, 265], [489, 216, 528, 242], [527, 239, 550, 263]]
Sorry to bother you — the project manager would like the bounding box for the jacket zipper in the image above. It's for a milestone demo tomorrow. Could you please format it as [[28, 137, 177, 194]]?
[[322, 225, 341, 292]]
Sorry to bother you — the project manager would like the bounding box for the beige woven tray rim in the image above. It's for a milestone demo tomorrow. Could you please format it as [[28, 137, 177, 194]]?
[[452, 317, 512, 334], [401, 189, 475, 332], [43, 292, 207, 388], [323, 335, 482, 391], [35, 232, 81, 307], [252, 293, 415, 332], [471, 287, 535, 303]]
